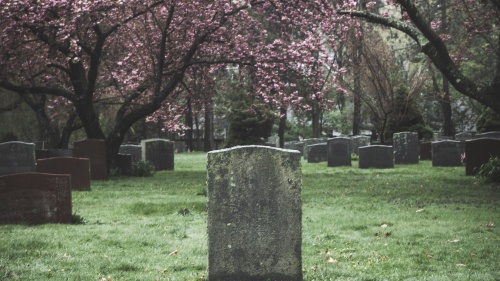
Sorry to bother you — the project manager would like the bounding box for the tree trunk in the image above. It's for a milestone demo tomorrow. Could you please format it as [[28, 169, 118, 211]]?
[[204, 103, 214, 152], [185, 98, 194, 152], [278, 107, 287, 148], [352, 30, 363, 136]]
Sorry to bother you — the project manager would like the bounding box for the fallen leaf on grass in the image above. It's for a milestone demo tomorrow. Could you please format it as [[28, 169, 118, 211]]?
[[168, 250, 179, 256], [486, 222, 495, 228], [380, 224, 388, 228], [456, 264, 467, 267], [327, 257, 338, 263], [416, 209, 425, 213], [447, 239, 460, 243], [426, 255, 433, 259]]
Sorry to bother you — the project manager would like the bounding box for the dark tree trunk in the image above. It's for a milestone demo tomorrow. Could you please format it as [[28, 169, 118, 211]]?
[[204, 103, 214, 152], [278, 107, 287, 148], [185, 98, 194, 152]]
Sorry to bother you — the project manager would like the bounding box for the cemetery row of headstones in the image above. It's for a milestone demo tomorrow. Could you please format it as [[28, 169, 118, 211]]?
[[0, 138, 176, 225], [283, 131, 500, 171]]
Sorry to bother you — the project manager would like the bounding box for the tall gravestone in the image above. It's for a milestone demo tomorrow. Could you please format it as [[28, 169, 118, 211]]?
[[207, 146, 302, 281], [284, 141, 304, 156], [358, 145, 394, 169], [0, 172, 72, 224], [465, 138, 500, 175], [431, 140, 462, 167], [327, 137, 351, 167], [0, 141, 36, 176], [350, 135, 370, 156], [303, 138, 324, 160], [307, 143, 328, 163], [36, 157, 91, 190], [73, 139, 107, 180], [393, 132, 419, 164], [141, 139, 174, 170]]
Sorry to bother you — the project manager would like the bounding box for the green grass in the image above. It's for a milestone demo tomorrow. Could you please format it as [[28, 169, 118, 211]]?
[[1, 152, 499, 280]]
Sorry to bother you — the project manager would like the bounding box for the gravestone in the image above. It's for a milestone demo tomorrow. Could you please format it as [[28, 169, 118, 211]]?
[[0, 141, 36, 176], [0, 172, 72, 224], [358, 145, 394, 169], [419, 142, 432, 160], [116, 153, 133, 176], [465, 138, 500, 175], [327, 137, 351, 167], [307, 143, 328, 163], [350, 135, 370, 155], [119, 144, 142, 163], [207, 146, 302, 281], [36, 157, 91, 190], [303, 138, 325, 160], [455, 132, 474, 141], [474, 131, 500, 139], [431, 140, 462, 167], [141, 139, 174, 170], [393, 132, 419, 164], [284, 141, 304, 155], [73, 139, 108, 180]]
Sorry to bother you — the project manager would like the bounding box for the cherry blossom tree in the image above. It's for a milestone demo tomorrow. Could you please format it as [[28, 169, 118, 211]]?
[[337, 0, 500, 115], [0, 0, 346, 167]]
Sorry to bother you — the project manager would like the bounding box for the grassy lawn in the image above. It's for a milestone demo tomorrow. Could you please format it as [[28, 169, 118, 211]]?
[[0, 152, 499, 280]]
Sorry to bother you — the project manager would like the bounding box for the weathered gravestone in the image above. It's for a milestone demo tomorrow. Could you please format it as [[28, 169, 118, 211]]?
[[284, 141, 304, 156], [455, 132, 474, 141], [358, 145, 394, 169], [465, 138, 500, 175], [141, 139, 174, 170], [303, 138, 325, 160], [432, 140, 462, 167], [307, 143, 328, 163], [0, 141, 36, 176], [0, 172, 72, 224], [119, 144, 142, 163], [207, 146, 302, 281], [419, 142, 432, 160], [350, 135, 370, 156], [327, 137, 351, 167], [36, 157, 91, 190], [393, 132, 419, 164], [474, 131, 500, 139], [73, 139, 107, 180]]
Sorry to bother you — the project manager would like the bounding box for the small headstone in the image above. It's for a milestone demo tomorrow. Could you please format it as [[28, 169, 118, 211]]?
[[419, 142, 432, 160], [141, 139, 174, 170], [36, 157, 91, 190], [73, 139, 108, 180], [431, 140, 462, 167], [0, 141, 36, 176], [350, 135, 370, 155], [358, 145, 394, 169], [207, 146, 302, 281], [284, 141, 304, 155], [0, 172, 72, 224], [327, 137, 351, 167], [474, 131, 500, 139], [119, 144, 142, 163], [393, 132, 419, 164], [307, 143, 328, 163], [465, 138, 500, 175], [303, 138, 325, 160], [116, 153, 133, 176]]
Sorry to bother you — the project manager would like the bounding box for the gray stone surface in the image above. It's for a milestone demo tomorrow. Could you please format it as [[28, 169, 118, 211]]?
[[119, 144, 142, 163], [141, 139, 174, 171], [327, 137, 351, 167], [207, 146, 302, 281], [393, 132, 419, 164], [465, 138, 500, 175], [0, 172, 72, 224], [350, 135, 370, 155], [303, 138, 325, 160], [0, 141, 36, 176], [284, 141, 304, 155], [73, 139, 108, 180], [455, 132, 474, 141], [358, 145, 394, 169], [307, 143, 327, 163], [474, 131, 500, 139], [431, 140, 462, 167]]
